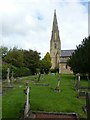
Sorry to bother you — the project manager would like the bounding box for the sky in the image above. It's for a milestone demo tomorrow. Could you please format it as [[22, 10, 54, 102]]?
[[0, 0, 88, 58]]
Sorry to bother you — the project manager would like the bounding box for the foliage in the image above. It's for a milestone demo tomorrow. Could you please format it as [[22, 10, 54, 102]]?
[[0, 46, 8, 58], [2, 63, 16, 79], [2, 47, 41, 78], [3, 47, 24, 68], [15, 67, 31, 77], [67, 36, 90, 74], [23, 49, 41, 74], [50, 68, 58, 73], [40, 52, 51, 74]]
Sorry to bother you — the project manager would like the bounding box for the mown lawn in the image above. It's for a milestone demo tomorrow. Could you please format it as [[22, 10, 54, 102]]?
[[2, 74, 87, 119]]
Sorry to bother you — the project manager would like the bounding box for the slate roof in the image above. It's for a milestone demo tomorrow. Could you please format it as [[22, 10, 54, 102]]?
[[61, 50, 75, 57]]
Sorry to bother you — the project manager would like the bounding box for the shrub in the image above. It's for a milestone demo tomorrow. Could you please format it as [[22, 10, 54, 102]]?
[[15, 67, 31, 77], [2, 64, 17, 79], [50, 68, 59, 73], [2, 64, 31, 79]]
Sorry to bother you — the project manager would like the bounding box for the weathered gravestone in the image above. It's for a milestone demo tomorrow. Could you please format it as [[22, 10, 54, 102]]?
[[54, 77, 60, 92], [38, 72, 41, 82], [75, 73, 80, 91], [7, 68, 11, 86], [24, 83, 31, 118], [11, 71, 14, 82], [86, 93, 90, 120], [86, 74, 90, 91]]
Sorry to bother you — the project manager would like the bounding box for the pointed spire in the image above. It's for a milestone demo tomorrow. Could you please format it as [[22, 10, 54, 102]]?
[[52, 9, 58, 31], [54, 9, 56, 15]]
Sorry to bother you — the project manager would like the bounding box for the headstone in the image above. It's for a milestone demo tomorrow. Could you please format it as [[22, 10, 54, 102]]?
[[86, 93, 90, 120], [86, 74, 90, 91], [7, 68, 10, 86], [11, 71, 14, 82], [54, 77, 60, 92], [75, 74, 80, 91], [57, 78, 60, 87], [38, 72, 41, 82], [86, 73, 89, 81], [24, 83, 31, 118]]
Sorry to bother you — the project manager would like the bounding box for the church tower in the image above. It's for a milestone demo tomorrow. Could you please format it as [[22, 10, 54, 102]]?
[[50, 10, 61, 71]]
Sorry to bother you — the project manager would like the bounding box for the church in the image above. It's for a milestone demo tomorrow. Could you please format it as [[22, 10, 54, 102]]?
[[50, 10, 74, 74]]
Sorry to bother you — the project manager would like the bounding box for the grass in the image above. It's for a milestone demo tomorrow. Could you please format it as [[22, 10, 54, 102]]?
[[2, 74, 88, 119], [0, 81, 2, 119], [2, 87, 25, 118], [0, 96, 2, 119]]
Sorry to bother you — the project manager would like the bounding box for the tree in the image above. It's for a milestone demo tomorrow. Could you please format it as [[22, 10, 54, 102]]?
[[3, 47, 24, 68], [23, 49, 41, 74], [40, 52, 51, 74], [67, 36, 90, 74], [0, 46, 8, 58]]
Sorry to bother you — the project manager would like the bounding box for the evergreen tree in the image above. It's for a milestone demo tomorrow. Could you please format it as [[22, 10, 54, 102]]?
[[68, 36, 90, 74]]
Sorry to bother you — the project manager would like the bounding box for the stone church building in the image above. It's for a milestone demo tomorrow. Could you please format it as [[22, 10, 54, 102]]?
[[50, 10, 74, 73]]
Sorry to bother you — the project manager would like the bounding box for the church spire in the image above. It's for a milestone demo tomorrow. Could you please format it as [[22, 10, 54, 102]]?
[[50, 9, 61, 70], [52, 9, 58, 31]]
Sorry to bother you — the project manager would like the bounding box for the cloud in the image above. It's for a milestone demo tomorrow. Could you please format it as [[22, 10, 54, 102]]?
[[0, 0, 88, 58]]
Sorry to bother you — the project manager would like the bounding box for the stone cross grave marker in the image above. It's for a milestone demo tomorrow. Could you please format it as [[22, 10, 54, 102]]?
[[24, 83, 30, 118]]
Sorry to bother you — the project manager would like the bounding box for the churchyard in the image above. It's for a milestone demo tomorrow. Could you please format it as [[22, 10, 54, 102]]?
[[2, 73, 89, 119]]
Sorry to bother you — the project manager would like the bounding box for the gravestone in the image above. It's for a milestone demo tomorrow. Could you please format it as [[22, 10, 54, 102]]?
[[86, 93, 90, 120], [38, 72, 41, 82], [86, 74, 90, 91], [7, 68, 11, 86], [24, 83, 31, 118], [57, 79, 60, 88], [75, 74, 80, 91], [11, 71, 14, 82], [54, 77, 60, 92]]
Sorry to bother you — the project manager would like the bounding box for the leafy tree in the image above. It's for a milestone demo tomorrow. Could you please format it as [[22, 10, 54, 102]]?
[[23, 49, 41, 74], [15, 67, 31, 77], [40, 52, 51, 74], [3, 47, 24, 68]]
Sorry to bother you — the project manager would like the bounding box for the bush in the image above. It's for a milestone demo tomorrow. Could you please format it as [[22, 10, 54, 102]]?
[[2, 64, 31, 79], [2, 64, 17, 79], [15, 67, 31, 77], [50, 68, 59, 73]]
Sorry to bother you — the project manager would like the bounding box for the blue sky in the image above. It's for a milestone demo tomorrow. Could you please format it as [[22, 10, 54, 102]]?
[[0, 0, 88, 58]]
